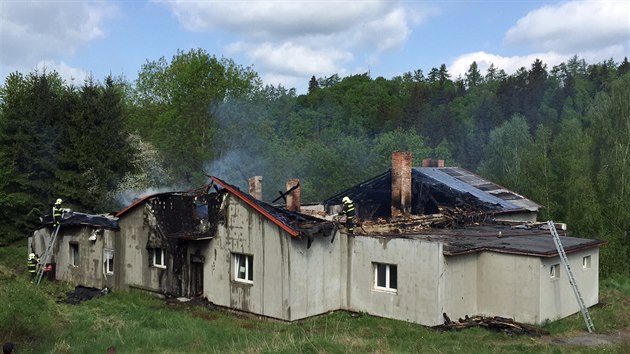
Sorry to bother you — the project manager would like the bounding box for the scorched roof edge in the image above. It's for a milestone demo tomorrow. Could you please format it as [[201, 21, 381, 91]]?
[[208, 176, 301, 237]]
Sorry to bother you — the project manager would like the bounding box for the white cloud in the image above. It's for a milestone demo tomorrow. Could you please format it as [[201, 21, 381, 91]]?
[[34, 61, 91, 85], [505, 0, 629, 53], [158, 0, 395, 37], [350, 6, 411, 52], [228, 41, 352, 77], [157, 0, 427, 90], [449, 51, 569, 78], [0, 1, 117, 76], [226, 41, 353, 93], [259, 73, 301, 91], [446, 1, 630, 81]]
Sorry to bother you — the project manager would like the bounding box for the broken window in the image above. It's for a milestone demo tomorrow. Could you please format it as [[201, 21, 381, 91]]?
[[69, 243, 79, 266], [153, 248, 166, 269], [374, 263, 397, 292], [104, 249, 114, 275], [583, 256, 591, 269], [550, 264, 560, 279], [234, 253, 253, 283]]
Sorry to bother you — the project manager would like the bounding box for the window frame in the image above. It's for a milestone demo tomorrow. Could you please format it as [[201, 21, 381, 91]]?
[[153, 248, 167, 269], [582, 255, 591, 269], [550, 264, 560, 279], [104, 248, 114, 275], [373, 262, 398, 293], [233, 253, 253, 284], [69, 242, 79, 267]]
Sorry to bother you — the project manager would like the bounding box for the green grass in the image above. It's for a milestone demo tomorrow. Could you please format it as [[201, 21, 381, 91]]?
[[2, 242, 629, 353]]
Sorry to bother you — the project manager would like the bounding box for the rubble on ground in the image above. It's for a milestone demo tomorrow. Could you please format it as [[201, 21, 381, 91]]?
[[63, 286, 109, 305], [434, 313, 550, 336]]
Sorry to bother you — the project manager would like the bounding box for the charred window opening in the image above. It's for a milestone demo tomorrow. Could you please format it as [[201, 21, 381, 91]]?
[[145, 192, 221, 240], [151, 195, 199, 235], [152, 248, 166, 268], [207, 191, 225, 230], [104, 249, 114, 275], [69, 243, 79, 266]]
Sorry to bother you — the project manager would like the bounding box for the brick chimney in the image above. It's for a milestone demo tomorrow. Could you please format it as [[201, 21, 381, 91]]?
[[422, 158, 445, 167], [248, 176, 262, 200], [286, 179, 300, 212], [391, 151, 412, 217]]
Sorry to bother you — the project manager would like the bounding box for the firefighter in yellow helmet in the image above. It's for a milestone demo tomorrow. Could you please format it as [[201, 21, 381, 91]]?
[[53, 198, 63, 227], [341, 196, 356, 234], [27, 253, 38, 281]]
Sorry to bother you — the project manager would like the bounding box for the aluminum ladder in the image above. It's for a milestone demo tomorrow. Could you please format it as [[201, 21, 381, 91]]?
[[548, 220, 595, 333], [35, 223, 61, 286]]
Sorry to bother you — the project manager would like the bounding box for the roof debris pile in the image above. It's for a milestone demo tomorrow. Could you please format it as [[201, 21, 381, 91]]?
[[435, 313, 550, 336], [63, 286, 109, 305], [359, 213, 448, 235], [324, 167, 542, 235]]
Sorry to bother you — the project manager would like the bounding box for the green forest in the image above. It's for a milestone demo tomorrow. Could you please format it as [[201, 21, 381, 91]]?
[[1, 48, 628, 276]]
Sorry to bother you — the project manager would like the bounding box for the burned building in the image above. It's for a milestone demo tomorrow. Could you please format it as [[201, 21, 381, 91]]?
[[29, 152, 605, 327], [30, 212, 120, 289]]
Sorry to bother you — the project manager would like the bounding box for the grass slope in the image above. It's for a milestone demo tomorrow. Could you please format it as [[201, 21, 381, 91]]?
[[1, 242, 629, 353]]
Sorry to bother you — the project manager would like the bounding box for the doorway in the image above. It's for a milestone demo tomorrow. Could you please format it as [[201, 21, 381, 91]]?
[[190, 253, 205, 297]]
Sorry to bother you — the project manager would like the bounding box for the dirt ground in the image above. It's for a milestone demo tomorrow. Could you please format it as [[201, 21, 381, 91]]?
[[543, 327, 630, 347]]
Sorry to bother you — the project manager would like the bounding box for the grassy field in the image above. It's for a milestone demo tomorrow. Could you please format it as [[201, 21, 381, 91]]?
[[1, 241, 629, 354]]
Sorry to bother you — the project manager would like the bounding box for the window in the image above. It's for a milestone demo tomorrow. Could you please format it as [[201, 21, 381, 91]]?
[[69, 243, 79, 266], [374, 263, 397, 292], [104, 249, 114, 275], [234, 253, 253, 283], [153, 248, 166, 268], [583, 255, 591, 269], [550, 264, 560, 279]]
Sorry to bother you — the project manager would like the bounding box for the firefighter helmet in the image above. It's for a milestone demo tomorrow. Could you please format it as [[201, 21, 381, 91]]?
[[55, 198, 63, 204], [29, 253, 35, 260], [342, 196, 351, 204]]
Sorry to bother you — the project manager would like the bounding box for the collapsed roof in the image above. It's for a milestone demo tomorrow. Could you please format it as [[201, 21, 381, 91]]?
[[324, 167, 540, 221], [209, 176, 336, 239], [37, 211, 119, 230], [115, 185, 215, 240]]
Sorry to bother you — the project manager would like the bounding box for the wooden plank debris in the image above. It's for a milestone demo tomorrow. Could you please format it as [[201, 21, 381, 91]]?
[[434, 313, 550, 336]]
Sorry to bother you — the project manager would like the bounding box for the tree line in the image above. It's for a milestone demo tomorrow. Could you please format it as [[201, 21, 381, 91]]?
[[1, 48, 628, 276]]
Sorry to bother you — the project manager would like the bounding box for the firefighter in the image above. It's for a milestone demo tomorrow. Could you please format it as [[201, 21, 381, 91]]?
[[341, 196, 356, 234], [53, 198, 63, 227], [27, 253, 38, 281]]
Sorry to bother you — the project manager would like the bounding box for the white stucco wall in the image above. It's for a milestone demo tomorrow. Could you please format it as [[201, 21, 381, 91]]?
[[117, 206, 169, 293], [203, 195, 292, 320], [538, 248, 600, 323], [347, 236, 444, 326], [476, 252, 540, 323], [442, 253, 478, 321], [287, 231, 347, 321]]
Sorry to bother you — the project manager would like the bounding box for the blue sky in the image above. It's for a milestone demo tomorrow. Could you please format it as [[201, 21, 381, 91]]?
[[1, 0, 628, 94]]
